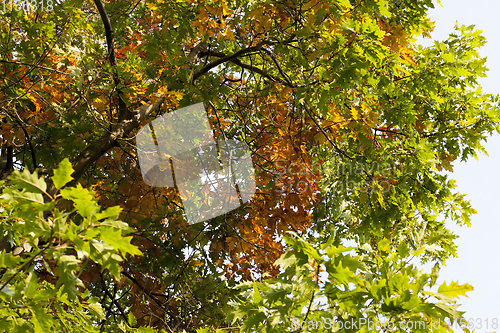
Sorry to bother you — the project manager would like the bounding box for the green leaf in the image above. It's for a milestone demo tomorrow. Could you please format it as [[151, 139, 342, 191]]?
[[32, 289, 57, 302], [128, 312, 137, 326], [87, 302, 105, 320], [98, 227, 142, 257], [379, 238, 391, 253], [326, 261, 354, 286], [97, 219, 132, 231], [397, 241, 410, 257], [54, 254, 83, 300], [274, 251, 298, 270], [31, 304, 53, 332], [0, 251, 23, 268], [438, 281, 473, 299], [8, 169, 47, 194], [1, 188, 45, 207], [252, 282, 262, 304], [434, 302, 464, 322], [60, 184, 99, 218], [53, 208, 69, 235], [94, 205, 122, 221], [52, 158, 74, 189], [23, 272, 39, 298]]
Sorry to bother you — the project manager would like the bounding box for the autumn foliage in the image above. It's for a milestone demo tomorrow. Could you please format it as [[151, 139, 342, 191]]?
[[0, 0, 498, 332]]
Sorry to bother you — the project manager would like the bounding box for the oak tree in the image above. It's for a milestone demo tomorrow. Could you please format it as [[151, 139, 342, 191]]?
[[0, 0, 497, 332]]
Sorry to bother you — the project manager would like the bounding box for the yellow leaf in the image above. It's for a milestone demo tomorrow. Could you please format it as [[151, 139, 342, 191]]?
[[225, 29, 235, 41], [222, 0, 231, 16], [351, 107, 360, 121], [303, 0, 320, 11], [146, 2, 158, 11], [315, 132, 327, 144], [375, 191, 386, 209], [92, 96, 107, 110]]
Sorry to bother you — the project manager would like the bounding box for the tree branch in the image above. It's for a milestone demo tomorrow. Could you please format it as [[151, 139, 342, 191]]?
[[198, 47, 319, 88], [63, 96, 165, 191], [261, 47, 293, 86], [121, 270, 169, 312], [47, 0, 171, 196], [93, 0, 129, 121], [93, 0, 117, 66], [1, 107, 37, 172], [192, 40, 269, 82], [303, 104, 354, 161], [44, 95, 165, 198], [0, 60, 70, 75], [50, 33, 213, 196]]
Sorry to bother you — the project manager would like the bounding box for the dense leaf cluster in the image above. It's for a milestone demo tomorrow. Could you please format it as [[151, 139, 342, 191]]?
[[0, 0, 498, 332]]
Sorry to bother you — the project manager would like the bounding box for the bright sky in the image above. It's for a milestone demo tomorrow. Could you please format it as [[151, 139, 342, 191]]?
[[419, 1, 500, 331]]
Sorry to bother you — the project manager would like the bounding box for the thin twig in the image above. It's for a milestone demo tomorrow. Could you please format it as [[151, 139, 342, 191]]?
[[0, 247, 48, 293], [303, 104, 353, 161], [0, 60, 70, 75]]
